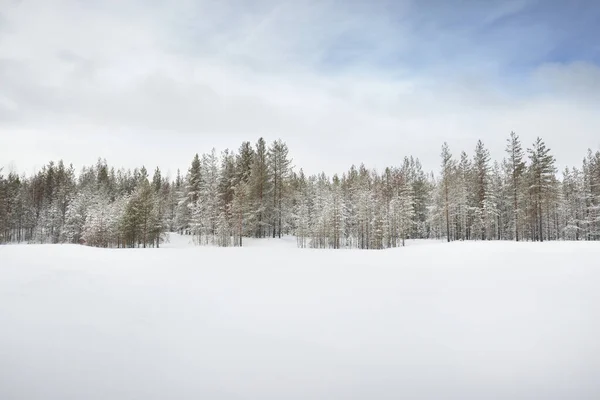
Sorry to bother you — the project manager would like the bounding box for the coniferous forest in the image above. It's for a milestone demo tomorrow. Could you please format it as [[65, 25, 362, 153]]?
[[1, 133, 599, 248]]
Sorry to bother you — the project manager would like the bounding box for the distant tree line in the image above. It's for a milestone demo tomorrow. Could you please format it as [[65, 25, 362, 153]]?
[[1, 134, 599, 248]]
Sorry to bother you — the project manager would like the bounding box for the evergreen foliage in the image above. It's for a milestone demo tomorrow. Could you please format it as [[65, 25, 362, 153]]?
[[1, 135, 599, 247]]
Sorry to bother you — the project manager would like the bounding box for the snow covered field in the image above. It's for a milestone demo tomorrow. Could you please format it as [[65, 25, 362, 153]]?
[[1, 239, 599, 400]]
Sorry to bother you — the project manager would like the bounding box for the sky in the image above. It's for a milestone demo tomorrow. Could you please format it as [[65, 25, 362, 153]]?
[[1, 0, 599, 177]]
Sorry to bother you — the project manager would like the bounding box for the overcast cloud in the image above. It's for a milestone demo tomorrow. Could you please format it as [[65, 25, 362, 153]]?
[[1, 0, 599, 176]]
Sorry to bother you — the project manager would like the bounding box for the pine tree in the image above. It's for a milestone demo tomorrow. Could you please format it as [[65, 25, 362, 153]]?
[[0, 169, 7, 243], [63, 189, 91, 244], [583, 150, 600, 240], [294, 170, 310, 248], [249, 138, 270, 238], [505, 132, 526, 241], [184, 154, 202, 235], [330, 174, 345, 248], [473, 140, 491, 240], [268, 139, 292, 238], [456, 151, 471, 240], [393, 183, 415, 246], [440, 143, 456, 242], [528, 137, 556, 242], [230, 142, 255, 246], [3, 136, 599, 249], [152, 167, 162, 194]]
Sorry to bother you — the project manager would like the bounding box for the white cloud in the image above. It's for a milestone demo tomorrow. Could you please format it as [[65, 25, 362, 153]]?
[[0, 0, 599, 177]]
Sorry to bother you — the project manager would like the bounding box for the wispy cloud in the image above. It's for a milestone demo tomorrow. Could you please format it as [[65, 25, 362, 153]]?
[[0, 0, 599, 176]]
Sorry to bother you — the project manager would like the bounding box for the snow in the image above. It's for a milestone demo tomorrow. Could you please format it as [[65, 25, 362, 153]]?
[[1, 239, 599, 399], [161, 232, 445, 249], [162, 232, 301, 249]]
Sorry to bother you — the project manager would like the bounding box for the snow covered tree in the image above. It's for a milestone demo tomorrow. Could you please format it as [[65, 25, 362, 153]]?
[[181, 154, 202, 235], [473, 140, 491, 240], [3, 134, 598, 249], [249, 138, 271, 238], [268, 139, 292, 238], [391, 183, 415, 246], [583, 150, 600, 240], [527, 137, 556, 242], [505, 132, 526, 241], [440, 143, 456, 242]]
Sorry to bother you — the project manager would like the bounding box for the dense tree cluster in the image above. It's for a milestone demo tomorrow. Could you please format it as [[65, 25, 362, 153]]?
[[435, 134, 600, 243], [1, 134, 599, 248]]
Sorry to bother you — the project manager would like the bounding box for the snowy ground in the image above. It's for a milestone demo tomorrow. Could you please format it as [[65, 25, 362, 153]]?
[[1, 238, 599, 399], [161, 232, 445, 249]]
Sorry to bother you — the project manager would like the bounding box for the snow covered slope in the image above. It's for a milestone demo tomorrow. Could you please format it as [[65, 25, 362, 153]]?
[[1, 242, 599, 399]]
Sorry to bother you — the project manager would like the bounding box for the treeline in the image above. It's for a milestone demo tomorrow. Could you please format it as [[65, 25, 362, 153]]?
[[1, 134, 599, 248]]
